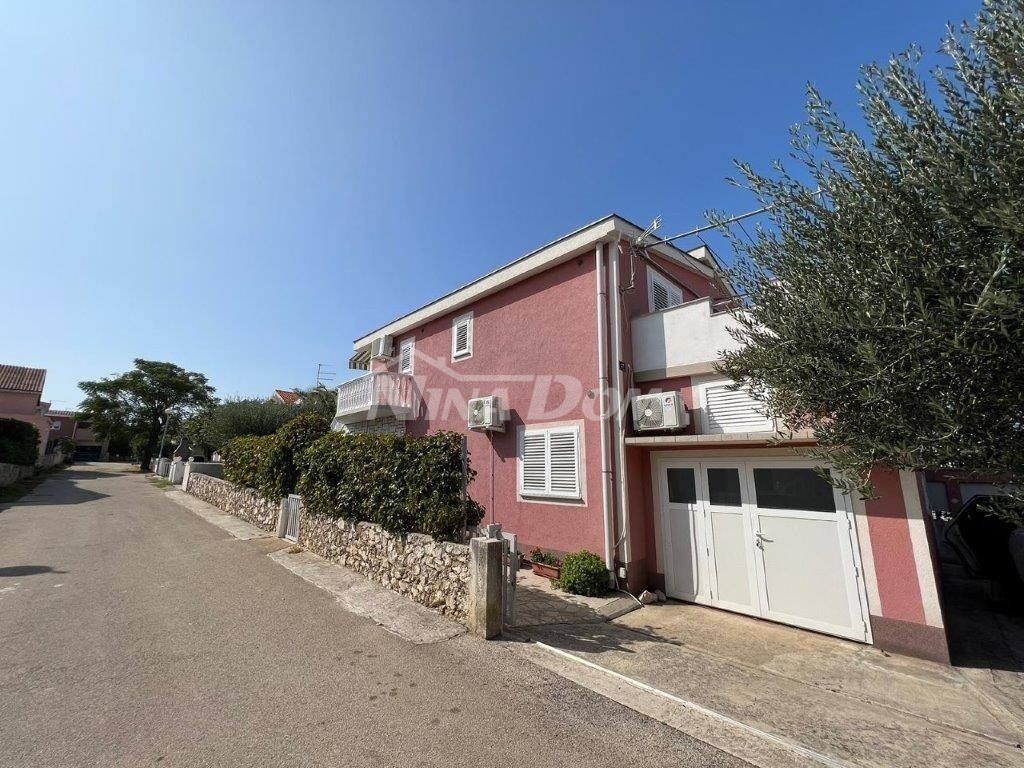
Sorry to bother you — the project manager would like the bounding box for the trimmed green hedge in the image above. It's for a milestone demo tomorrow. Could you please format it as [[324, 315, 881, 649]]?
[[262, 413, 330, 498], [0, 418, 40, 466], [297, 430, 484, 542], [221, 414, 329, 500], [556, 550, 609, 596], [220, 434, 275, 490]]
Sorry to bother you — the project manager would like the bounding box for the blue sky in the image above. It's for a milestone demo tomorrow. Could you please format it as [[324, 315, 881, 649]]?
[[1, 0, 978, 408]]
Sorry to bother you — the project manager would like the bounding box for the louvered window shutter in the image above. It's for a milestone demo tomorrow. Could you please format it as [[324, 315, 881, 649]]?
[[547, 429, 580, 497], [651, 273, 684, 312], [704, 384, 774, 434], [520, 431, 547, 495], [519, 427, 580, 499], [453, 314, 473, 358], [399, 340, 414, 374], [652, 280, 670, 311]]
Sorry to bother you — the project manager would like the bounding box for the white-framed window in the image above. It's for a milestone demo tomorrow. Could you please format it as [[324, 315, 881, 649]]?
[[518, 425, 581, 500], [398, 338, 414, 374], [452, 312, 473, 360], [648, 269, 684, 312]]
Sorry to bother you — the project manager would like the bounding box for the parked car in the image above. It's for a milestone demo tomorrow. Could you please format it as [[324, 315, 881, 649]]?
[[943, 494, 1024, 595]]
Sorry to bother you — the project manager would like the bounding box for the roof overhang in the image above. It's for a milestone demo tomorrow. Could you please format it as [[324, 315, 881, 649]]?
[[351, 214, 718, 356]]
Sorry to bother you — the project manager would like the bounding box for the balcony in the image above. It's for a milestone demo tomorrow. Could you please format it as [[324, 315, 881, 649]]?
[[631, 297, 745, 381], [334, 372, 418, 424]]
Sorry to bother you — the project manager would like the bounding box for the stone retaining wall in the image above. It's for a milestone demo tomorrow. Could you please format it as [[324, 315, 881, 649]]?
[[0, 462, 34, 487], [298, 511, 470, 621], [183, 473, 280, 533]]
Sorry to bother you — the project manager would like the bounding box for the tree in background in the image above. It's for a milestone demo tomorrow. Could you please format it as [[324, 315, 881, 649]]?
[[715, 0, 1024, 513], [183, 397, 296, 456], [184, 385, 338, 455], [79, 359, 216, 470]]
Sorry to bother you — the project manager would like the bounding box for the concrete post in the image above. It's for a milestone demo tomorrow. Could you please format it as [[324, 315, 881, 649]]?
[[468, 537, 504, 639]]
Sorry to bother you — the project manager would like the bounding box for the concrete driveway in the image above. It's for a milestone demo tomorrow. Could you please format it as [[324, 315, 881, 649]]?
[[0, 464, 744, 768], [518, 599, 1024, 767]]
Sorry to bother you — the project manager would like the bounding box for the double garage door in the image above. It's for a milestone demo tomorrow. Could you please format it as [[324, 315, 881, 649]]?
[[655, 458, 870, 642]]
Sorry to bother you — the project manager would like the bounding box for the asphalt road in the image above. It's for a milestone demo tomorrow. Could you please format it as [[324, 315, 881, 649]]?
[[0, 464, 745, 767]]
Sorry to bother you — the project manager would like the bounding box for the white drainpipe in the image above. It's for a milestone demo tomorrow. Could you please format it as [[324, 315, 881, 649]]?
[[608, 232, 633, 570], [595, 242, 615, 572]]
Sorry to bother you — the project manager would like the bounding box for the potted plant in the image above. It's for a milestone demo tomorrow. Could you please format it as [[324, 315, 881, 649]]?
[[529, 548, 562, 580]]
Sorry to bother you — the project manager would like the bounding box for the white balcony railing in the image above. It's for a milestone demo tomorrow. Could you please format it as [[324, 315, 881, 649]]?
[[334, 372, 418, 423], [631, 297, 745, 381]]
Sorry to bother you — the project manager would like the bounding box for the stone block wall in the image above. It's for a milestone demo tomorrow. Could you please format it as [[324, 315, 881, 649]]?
[[184, 473, 280, 533], [0, 462, 34, 488], [335, 416, 406, 436], [298, 510, 470, 621]]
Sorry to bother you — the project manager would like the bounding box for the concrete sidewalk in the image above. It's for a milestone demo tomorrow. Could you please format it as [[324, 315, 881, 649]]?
[[514, 602, 1024, 768], [163, 486, 466, 644]]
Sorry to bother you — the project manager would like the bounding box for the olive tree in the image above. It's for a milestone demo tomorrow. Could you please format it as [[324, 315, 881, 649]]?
[[715, 0, 1024, 514]]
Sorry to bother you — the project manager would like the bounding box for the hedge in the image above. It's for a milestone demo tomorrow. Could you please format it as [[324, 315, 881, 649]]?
[[297, 430, 484, 542], [261, 413, 330, 499], [220, 434, 276, 491], [0, 418, 40, 466]]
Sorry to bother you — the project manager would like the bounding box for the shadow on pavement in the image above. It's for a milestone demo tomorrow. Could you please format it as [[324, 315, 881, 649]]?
[[0, 469, 109, 510], [0, 565, 67, 577]]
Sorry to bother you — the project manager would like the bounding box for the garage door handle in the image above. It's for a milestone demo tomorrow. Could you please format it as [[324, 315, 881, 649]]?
[[755, 532, 773, 546]]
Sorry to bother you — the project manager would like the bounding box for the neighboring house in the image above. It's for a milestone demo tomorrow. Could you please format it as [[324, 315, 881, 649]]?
[[0, 364, 52, 461], [271, 389, 303, 406], [40, 407, 110, 461], [44, 409, 77, 453], [338, 214, 951, 663]]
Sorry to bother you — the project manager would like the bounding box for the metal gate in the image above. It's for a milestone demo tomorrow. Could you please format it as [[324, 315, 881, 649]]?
[[281, 494, 302, 542]]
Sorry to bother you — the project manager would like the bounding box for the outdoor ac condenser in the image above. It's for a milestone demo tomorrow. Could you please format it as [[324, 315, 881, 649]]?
[[632, 391, 689, 432]]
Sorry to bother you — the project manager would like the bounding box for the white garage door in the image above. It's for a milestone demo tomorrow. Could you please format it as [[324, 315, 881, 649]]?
[[655, 458, 870, 642]]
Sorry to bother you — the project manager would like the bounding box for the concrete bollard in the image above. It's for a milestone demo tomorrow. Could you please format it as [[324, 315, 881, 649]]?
[[468, 537, 504, 639]]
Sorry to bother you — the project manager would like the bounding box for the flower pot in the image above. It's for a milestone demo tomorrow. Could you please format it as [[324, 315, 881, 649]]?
[[531, 561, 561, 580]]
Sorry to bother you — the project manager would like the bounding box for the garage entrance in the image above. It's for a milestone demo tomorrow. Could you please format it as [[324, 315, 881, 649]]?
[[653, 457, 871, 642]]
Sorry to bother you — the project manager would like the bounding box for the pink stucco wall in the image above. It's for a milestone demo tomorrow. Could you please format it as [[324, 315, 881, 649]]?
[[377, 253, 606, 556], [865, 467, 927, 624], [0, 390, 50, 459]]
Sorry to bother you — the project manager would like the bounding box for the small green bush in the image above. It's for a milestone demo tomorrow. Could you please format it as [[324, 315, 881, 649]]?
[[0, 418, 40, 466], [298, 430, 484, 542], [556, 550, 609, 596]]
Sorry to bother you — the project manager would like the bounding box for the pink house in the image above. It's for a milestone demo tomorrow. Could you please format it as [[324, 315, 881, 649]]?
[[0, 364, 52, 462], [338, 215, 950, 664]]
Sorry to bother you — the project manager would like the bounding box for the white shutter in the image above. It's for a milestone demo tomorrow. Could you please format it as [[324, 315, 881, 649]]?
[[650, 272, 684, 312], [548, 428, 580, 497], [399, 339, 414, 374], [452, 313, 473, 358], [520, 431, 547, 495], [704, 384, 774, 434], [519, 426, 581, 499]]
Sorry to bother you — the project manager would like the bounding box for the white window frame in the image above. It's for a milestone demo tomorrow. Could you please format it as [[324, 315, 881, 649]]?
[[518, 424, 582, 501], [452, 311, 473, 360], [648, 269, 685, 313], [398, 338, 414, 374]]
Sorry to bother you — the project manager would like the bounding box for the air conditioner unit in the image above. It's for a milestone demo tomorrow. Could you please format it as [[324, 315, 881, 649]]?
[[468, 395, 506, 432], [370, 335, 394, 360], [632, 391, 689, 432]]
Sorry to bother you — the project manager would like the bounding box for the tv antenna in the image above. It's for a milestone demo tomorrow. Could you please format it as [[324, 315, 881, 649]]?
[[315, 363, 336, 388]]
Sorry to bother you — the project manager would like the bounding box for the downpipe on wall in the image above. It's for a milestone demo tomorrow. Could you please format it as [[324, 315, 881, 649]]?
[[595, 242, 615, 573]]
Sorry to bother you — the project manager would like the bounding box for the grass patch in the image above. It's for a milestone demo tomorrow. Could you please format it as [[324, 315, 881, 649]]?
[[149, 477, 172, 489], [0, 465, 66, 505]]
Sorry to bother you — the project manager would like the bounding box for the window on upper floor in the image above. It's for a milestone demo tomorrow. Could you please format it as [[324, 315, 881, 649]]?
[[452, 312, 473, 360], [398, 338, 414, 374], [519, 425, 581, 500], [648, 270, 685, 312]]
